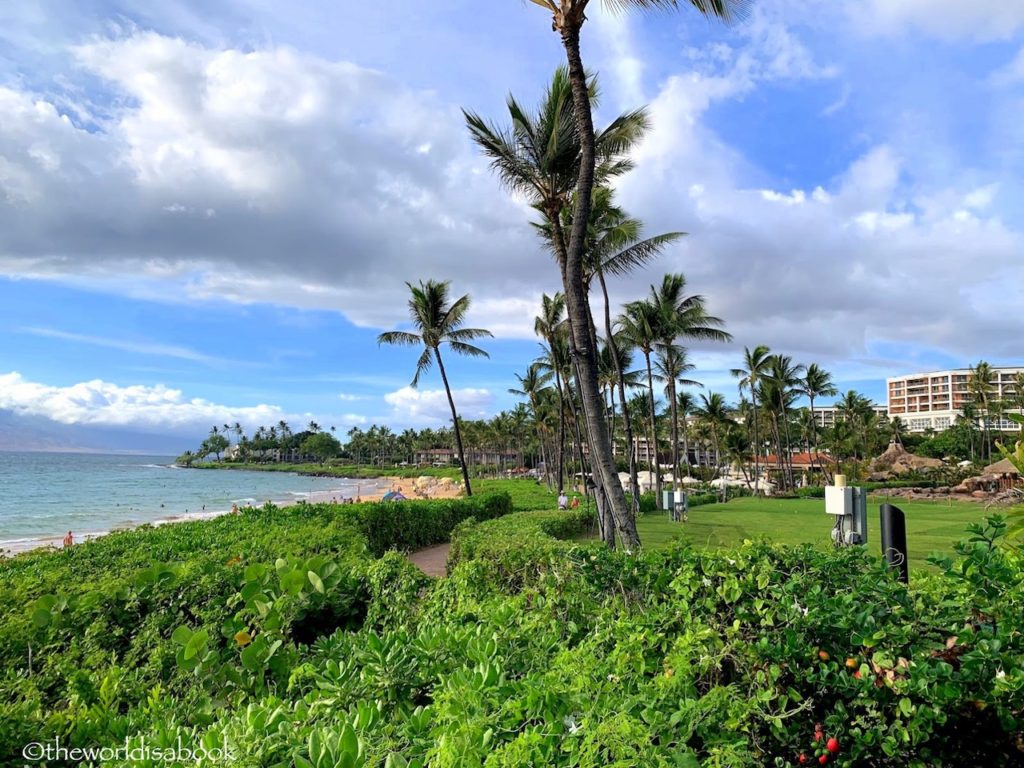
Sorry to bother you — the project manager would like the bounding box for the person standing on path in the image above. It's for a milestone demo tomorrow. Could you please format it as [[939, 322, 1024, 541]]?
[[558, 491, 568, 510]]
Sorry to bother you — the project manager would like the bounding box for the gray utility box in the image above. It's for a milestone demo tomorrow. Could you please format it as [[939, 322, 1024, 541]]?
[[662, 490, 688, 522], [825, 486, 868, 546]]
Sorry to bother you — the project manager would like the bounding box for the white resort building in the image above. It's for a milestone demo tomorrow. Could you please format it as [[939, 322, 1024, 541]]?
[[886, 367, 1024, 433], [810, 404, 888, 429]]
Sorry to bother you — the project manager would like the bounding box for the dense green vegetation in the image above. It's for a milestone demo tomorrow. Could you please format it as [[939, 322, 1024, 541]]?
[[2, 481, 1022, 765]]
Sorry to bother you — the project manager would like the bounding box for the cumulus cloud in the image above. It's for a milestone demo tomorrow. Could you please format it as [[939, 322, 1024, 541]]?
[[0, 31, 544, 331], [0, 17, 1020, 370], [855, 0, 1024, 41], [0, 371, 369, 434], [383, 386, 493, 425]]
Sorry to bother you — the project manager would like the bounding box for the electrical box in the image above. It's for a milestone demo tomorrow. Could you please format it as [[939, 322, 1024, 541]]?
[[663, 491, 688, 522], [825, 483, 867, 546]]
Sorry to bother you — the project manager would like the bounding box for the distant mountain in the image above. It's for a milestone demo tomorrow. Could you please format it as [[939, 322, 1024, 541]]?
[[0, 410, 195, 455]]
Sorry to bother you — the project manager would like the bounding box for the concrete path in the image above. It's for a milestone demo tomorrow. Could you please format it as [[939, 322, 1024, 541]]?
[[407, 543, 450, 578]]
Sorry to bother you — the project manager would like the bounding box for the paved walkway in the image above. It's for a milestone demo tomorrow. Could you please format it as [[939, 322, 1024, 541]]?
[[407, 542, 450, 578]]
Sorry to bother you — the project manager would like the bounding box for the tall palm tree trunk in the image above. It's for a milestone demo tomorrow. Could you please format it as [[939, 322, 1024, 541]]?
[[668, 378, 679, 494], [598, 270, 640, 516], [751, 395, 761, 494], [435, 350, 473, 496], [559, 22, 637, 550], [643, 350, 663, 509]]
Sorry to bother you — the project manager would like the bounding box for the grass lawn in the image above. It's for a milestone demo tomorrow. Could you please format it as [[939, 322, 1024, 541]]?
[[454, 479, 998, 570], [635, 495, 989, 569]]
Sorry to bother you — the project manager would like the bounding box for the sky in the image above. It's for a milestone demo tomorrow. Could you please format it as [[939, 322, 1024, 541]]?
[[1, 0, 1023, 447]]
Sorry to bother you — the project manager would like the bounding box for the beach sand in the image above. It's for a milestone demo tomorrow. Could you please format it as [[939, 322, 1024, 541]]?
[[0, 475, 463, 558]]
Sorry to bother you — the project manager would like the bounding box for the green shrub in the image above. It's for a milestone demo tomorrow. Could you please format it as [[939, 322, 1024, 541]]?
[[797, 486, 826, 498]]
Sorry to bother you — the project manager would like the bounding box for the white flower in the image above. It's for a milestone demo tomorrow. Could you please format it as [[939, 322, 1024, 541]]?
[[563, 715, 582, 734], [996, 668, 1006, 680]]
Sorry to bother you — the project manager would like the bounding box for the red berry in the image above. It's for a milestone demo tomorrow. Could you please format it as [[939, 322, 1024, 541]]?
[[818, 755, 829, 765], [813, 732, 823, 741], [827, 738, 840, 754], [853, 670, 862, 679]]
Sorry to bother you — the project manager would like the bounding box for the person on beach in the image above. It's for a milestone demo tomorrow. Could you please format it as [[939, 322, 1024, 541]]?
[[570, 495, 580, 509], [231, 504, 239, 515], [558, 492, 568, 510], [63, 530, 73, 548]]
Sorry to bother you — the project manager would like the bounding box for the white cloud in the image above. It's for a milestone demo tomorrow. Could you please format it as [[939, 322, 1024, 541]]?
[[0, 371, 285, 431], [383, 386, 493, 425], [856, 0, 1024, 41]]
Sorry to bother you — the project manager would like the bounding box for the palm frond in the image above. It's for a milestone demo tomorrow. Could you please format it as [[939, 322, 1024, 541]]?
[[600, 232, 686, 276], [448, 327, 495, 342], [601, 0, 750, 23], [377, 331, 421, 347], [449, 341, 490, 359], [410, 347, 434, 387]]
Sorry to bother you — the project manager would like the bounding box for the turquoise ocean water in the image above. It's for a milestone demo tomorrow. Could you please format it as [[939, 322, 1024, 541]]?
[[0, 452, 382, 549]]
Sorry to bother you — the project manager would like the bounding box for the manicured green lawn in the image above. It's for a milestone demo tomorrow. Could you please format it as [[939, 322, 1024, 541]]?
[[636, 495, 988, 568], [472, 479, 998, 570]]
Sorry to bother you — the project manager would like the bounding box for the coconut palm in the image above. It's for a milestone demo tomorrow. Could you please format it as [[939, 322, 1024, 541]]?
[[466, 69, 650, 547], [510, 363, 555, 487], [519, 1, 740, 541], [534, 293, 570, 492], [619, 299, 665, 505], [731, 345, 772, 493], [378, 280, 492, 495], [550, 185, 683, 513], [801, 363, 837, 478], [967, 361, 996, 461], [694, 391, 731, 500], [649, 273, 730, 490], [654, 344, 701, 490], [677, 390, 697, 476]]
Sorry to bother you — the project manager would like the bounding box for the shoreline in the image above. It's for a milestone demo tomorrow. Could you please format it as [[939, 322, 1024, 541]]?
[[0, 474, 463, 558]]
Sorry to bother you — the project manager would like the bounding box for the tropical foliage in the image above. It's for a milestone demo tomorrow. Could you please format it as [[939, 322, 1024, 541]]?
[[3, 489, 1023, 766]]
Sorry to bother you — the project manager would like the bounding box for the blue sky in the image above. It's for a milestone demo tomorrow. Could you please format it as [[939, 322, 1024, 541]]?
[[1, 0, 1022, 445]]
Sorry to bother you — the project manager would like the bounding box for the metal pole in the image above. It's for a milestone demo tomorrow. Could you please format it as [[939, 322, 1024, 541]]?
[[879, 503, 909, 584]]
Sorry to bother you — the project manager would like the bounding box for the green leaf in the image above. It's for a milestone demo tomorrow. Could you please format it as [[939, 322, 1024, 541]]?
[[244, 563, 266, 581], [340, 724, 359, 756], [184, 629, 208, 660], [899, 697, 914, 717], [171, 625, 193, 645], [31, 608, 51, 628], [308, 571, 325, 594], [240, 641, 263, 672]]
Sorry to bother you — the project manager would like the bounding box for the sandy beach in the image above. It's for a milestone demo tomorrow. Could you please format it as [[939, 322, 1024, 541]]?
[[0, 474, 463, 558]]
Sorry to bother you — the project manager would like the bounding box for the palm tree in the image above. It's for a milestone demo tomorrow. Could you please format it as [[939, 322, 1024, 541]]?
[[765, 355, 805, 490], [378, 280, 493, 495], [694, 391, 730, 500], [518, 2, 739, 541], [650, 273, 730, 489], [801, 363, 837, 480], [534, 292, 570, 493], [619, 299, 665, 505], [654, 343, 700, 489], [731, 345, 772, 493], [466, 68, 648, 547], [967, 361, 995, 461], [510, 363, 555, 487], [677, 390, 697, 477]]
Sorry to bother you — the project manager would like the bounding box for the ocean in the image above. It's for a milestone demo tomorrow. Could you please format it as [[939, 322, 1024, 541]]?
[[0, 452, 384, 552]]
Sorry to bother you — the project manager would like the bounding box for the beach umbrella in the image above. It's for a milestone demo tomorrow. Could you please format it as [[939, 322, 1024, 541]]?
[[382, 491, 407, 501]]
